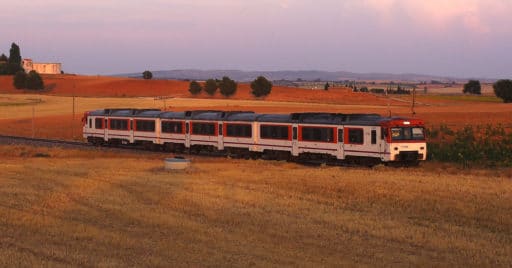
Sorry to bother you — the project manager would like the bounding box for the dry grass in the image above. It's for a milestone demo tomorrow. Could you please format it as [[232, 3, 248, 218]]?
[[1, 145, 511, 266]]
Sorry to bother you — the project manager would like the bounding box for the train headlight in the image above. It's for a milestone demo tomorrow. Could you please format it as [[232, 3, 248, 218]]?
[[394, 147, 398, 151]]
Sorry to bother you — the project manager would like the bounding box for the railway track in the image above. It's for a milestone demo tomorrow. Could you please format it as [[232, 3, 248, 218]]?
[[0, 135, 91, 149], [0, 135, 394, 167], [0, 135, 167, 156]]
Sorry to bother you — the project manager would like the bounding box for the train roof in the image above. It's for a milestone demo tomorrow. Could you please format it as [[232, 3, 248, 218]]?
[[223, 112, 258, 122], [256, 114, 293, 123], [160, 111, 186, 119], [86, 108, 423, 126], [134, 110, 162, 118], [88, 108, 161, 117]]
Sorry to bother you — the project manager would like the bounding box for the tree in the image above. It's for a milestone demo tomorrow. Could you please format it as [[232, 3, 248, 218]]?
[[219, 76, 237, 97], [8, 43, 21, 66], [13, 70, 27, 89], [204, 78, 218, 95], [189, 80, 202, 95], [324, 82, 330, 91], [0, 54, 7, 62], [7, 43, 23, 75], [250, 76, 272, 97], [463, 80, 481, 95], [493, 79, 512, 103], [25, 70, 44, 90], [142, 70, 153, 79]]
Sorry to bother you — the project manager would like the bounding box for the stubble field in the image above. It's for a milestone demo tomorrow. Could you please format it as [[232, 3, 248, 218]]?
[[0, 145, 511, 266], [1, 75, 512, 266]]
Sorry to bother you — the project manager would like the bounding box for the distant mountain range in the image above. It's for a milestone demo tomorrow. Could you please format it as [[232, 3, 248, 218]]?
[[117, 69, 492, 83]]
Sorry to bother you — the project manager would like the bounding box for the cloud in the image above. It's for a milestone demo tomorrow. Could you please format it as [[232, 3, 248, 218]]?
[[360, 0, 512, 35], [279, 0, 290, 9]]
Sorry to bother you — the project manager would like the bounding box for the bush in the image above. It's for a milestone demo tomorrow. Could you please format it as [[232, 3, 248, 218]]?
[[142, 70, 153, 80], [493, 79, 512, 103], [204, 79, 218, 96], [370, 88, 385, 94], [463, 80, 481, 94], [219, 76, 237, 97], [26, 70, 44, 90], [250, 76, 272, 97], [13, 70, 44, 90], [13, 70, 27, 89], [427, 124, 512, 167], [188, 80, 202, 95]]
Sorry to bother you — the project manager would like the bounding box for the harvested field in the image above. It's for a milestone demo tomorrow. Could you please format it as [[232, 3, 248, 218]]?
[[0, 145, 511, 266]]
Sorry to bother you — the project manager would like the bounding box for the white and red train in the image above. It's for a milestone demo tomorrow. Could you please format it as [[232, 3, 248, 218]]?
[[82, 109, 427, 165]]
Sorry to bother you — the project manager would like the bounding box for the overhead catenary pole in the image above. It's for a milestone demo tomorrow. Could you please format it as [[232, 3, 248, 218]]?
[[411, 87, 416, 116], [32, 103, 35, 138], [72, 82, 76, 139]]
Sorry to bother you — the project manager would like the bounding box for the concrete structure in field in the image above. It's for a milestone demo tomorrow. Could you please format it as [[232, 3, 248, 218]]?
[[22, 59, 61, 74]]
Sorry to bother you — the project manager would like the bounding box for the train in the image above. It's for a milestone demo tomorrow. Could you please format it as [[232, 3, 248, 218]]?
[[82, 109, 427, 165]]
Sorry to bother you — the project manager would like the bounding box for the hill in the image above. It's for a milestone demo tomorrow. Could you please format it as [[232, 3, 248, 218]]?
[[117, 69, 479, 83]]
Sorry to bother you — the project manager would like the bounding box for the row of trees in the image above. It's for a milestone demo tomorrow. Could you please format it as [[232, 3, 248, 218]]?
[[1, 42, 45, 90], [0, 43, 24, 75], [188, 76, 272, 98]]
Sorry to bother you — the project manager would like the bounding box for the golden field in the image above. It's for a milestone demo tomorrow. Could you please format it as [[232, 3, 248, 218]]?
[[0, 145, 511, 266], [1, 75, 512, 266], [1, 74, 512, 141]]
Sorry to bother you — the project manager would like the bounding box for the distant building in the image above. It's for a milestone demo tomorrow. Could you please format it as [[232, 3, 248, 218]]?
[[22, 59, 61, 74]]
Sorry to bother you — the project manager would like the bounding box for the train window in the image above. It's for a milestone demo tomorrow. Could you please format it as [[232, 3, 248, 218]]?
[[95, 118, 103, 129], [391, 127, 425, 141], [162, 121, 183, 134], [192, 122, 216, 135], [338, 129, 343, 143], [136, 120, 156, 132], [89, 119, 92, 128], [260, 125, 289, 140], [219, 124, 223, 136], [371, 130, 377, 144], [301, 127, 334, 142], [348, 128, 364, 144], [110, 119, 129, 130], [226, 124, 251, 138], [186, 122, 189, 134], [130, 120, 133, 130], [292, 127, 297, 140]]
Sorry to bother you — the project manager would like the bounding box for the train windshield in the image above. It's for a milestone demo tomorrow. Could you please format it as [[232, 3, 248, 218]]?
[[390, 127, 425, 141]]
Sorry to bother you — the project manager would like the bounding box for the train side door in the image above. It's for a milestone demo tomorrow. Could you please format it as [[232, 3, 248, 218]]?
[[129, 119, 134, 144], [292, 125, 298, 156], [104, 118, 109, 141], [370, 128, 378, 158], [218, 122, 224, 150], [338, 128, 344, 159], [185, 121, 190, 148]]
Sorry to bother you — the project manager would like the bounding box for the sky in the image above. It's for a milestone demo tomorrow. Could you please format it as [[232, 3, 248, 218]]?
[[2, 0, 512, 78]]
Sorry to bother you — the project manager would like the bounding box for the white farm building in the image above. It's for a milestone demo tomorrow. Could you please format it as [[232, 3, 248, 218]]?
[[22, 59, 61, 74]]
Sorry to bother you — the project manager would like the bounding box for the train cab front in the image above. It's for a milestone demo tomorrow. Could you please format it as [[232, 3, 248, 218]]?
[[381, 118, 427, 163]]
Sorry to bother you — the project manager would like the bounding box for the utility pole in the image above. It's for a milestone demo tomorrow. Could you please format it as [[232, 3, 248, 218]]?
[[411, 87, 416, 116], [32, 103, 35, 138], [72, 82, 76, 139]]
